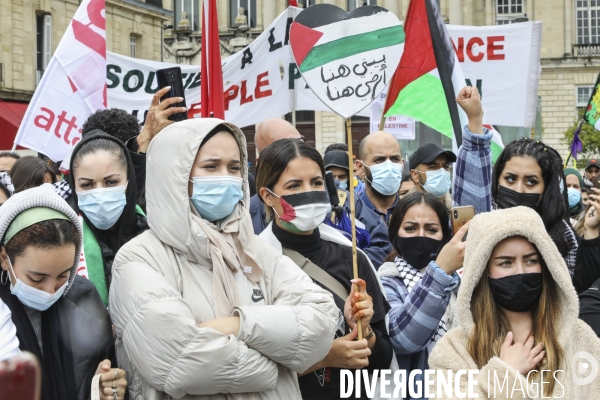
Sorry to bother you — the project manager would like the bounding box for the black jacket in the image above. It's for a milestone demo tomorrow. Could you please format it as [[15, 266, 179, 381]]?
[[572, 235, 600, 293], [0, 276, 115, 400], [579, 278, 600, 337]]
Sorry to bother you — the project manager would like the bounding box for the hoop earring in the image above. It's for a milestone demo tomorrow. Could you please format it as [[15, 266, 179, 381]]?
[[0, 269, 7, 286]]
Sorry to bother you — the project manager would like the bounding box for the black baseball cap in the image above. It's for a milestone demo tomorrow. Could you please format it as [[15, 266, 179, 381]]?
[[323, 150, 350, 171], [409, 143, 457, 171], [585, 158, 600, 170]]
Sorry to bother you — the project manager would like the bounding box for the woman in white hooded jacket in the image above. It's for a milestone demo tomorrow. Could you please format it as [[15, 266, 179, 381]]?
[[109, 118, 339, 400], [428, 206, 600, 399]]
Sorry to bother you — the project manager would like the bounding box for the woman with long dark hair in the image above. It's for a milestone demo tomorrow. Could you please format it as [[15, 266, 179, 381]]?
[[256, 139, 392, 399], [455, 136, 600, 292], [378, 191, 468, 399]]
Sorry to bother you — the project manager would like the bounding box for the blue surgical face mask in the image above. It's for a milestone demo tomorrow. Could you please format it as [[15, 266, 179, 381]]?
[[338, 179, 348, 191], [7, 257, 68, 311], [190, 176, 244, 222], [419, 169, 451, 198], [568, 187, 582, 208], [363, 160, 403, 196], [77, 184, 127, 230]]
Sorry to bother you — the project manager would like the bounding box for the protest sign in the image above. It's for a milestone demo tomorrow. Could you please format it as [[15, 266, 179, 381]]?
[[447, 21, 542, 128], [13, 0, 106, 162], [289, 5, 404, 119]]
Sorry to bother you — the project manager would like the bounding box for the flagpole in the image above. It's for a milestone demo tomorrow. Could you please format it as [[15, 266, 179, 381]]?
[[378, 113, 385, 131], [346, 117, 362, 340]]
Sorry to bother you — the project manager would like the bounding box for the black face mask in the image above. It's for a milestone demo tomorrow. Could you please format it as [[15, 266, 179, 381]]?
[[488, 273, 543, 312], [395, 236, 444, 269], [496, 185, 541, 210]]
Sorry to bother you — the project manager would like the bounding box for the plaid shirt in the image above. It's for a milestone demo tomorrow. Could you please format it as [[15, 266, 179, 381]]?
[[452, 126, 493, 214], [380, 260, 459, 355]]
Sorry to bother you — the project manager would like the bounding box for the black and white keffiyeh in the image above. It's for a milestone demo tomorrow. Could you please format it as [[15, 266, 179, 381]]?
[[0, 172, 14, 197], [395, 256, 447, 353], [53, 180, 72, 200]]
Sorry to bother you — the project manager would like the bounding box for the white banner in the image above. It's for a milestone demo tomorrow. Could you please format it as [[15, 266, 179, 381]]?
[[15, 0, 106, 162], [105, 10, 541, 131], [447, 22, 542, 128], [107, 7, 339, 128]]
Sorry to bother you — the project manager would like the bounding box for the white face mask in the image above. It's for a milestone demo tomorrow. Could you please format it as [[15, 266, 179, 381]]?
[[267, 189, 331, 233], [77, 184, 127, 230], [7, 257, 68, 311]]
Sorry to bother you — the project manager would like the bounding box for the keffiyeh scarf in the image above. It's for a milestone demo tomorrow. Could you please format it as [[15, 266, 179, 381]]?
[[395, 256, 447, 353], [0, 172, 14, 196], [53, 180, 72, 200]]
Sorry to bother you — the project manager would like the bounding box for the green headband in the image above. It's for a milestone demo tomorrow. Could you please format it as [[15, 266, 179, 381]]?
[[4, 207, 71, 245]]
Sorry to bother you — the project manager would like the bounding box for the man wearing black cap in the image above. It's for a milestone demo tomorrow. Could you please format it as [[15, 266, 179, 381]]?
[[408, 143, 457, 210], [584, 158, 600, 190], [324, 150, 393, 267]]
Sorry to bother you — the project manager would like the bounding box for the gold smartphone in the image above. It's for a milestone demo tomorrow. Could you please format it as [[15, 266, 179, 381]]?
[[451, 206, 475, 235]]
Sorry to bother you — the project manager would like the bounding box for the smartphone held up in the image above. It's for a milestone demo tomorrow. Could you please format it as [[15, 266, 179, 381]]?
[[156, 67, 188, 122], [451, 206, 475, 242]]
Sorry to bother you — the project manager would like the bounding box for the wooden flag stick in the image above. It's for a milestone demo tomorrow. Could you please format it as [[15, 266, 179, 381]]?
[[346, 117, 362, 340], [379, 113, 386, 132]]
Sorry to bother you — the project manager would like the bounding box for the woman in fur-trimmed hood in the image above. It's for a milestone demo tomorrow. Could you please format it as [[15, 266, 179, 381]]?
[[429, 206, 600, 399]]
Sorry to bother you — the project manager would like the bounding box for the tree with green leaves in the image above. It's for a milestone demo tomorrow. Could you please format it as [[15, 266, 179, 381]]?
[[563, 108, 600, 168]]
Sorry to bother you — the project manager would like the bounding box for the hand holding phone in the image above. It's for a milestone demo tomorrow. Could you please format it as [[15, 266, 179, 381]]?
[[155, 67, 188, 122], [451, 206, 475, 235]]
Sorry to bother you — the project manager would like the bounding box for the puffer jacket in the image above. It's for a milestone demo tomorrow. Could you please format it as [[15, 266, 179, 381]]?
[[109, 118, 339, 400], [429, 206, 600, 399]]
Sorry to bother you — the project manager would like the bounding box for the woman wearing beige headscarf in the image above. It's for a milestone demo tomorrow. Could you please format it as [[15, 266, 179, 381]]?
[[109, 118, 338, 400]]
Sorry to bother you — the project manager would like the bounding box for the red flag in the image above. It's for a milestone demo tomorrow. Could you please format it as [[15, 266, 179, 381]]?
[[289, 0, 298, 6], [201, 0, 225, 118]]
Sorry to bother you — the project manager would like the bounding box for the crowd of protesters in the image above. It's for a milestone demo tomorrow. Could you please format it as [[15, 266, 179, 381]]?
[[1, 85, 600, 400]]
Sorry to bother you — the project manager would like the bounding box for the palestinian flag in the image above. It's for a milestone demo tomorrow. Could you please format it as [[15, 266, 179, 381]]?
[[290, 7, 404, 74], [382, 0, 466, 146], [289, 5, 404, 119], [484, 124, 506, 163]]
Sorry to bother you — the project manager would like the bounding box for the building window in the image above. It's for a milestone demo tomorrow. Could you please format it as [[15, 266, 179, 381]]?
[[297, 0, 317, 8], [36, 14, 52, 84], [347, 0, 377, 11], [496, 0, 523, 25], [577, 86, 595, 112], [130, 35, 137, 58], [230, 0, 256, 28], [577, 0, 600, 44], [497, 0, 523, 14], [174, 0, 200, 31]]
